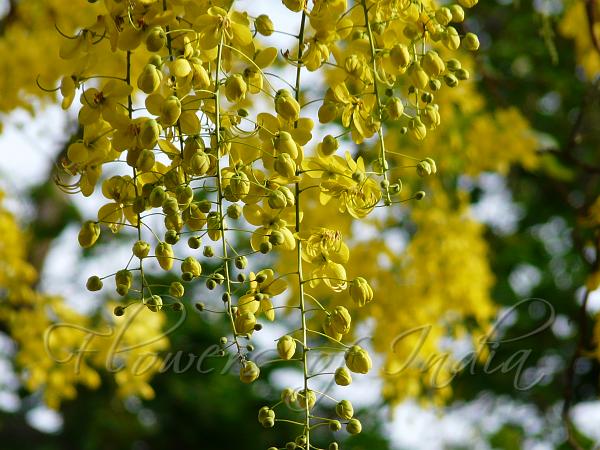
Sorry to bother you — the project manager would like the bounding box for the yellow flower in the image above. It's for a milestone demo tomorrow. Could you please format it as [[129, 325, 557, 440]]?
[[243, 202, 298, 251], [238, 269, 288, 321], [195, 6, 253, 52], [78, 80, 132, 127]]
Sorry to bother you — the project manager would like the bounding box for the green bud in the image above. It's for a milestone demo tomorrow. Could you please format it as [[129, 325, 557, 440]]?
[[181, 256, 202, 278], [346, 418, 362, 435], [387, 97, 404, 120], [463, 32, 480, 51], [330, 306, 352, 334], [298, 389, 316, 410], [277, 335, 296, 360], [169, 281, 185, 298], [188, 236, 201, 249], [274, 89, 300, 122], [345, 345, 372, 374], [145, 26, 166, 52], [137, 64, 162, 94], [156, 242, 174, 270], [259, 241, 272, 254], [165, 229, 179, 245], [227, 204, 242, 220], [114, 306, 125, 316], [239, 361, 260, 383], [86, 275, 103, 291], [133, 240, 151, 259], [255, 14, 274, 36], [335, 400, 354, 420], [203, 246, 214, 257], [449, 4, 465, 22], [78, 221, 100, 248], [145, 294, 163, 312], [334, 367, 352, 386], [235, 312, 257, 334], [274, 152, 297, 178], [225, 74, 247, 103], [329, 420, 342, 432], [390, 43, 411, 68], [320, 134, 339, 156]]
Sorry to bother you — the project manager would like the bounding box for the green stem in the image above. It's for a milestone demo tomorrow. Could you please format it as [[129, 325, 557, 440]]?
[[361, 0, 391, 205], [126, 50, 146, 302], [293, 9, 311, 448], [214, 34, 243, 357]]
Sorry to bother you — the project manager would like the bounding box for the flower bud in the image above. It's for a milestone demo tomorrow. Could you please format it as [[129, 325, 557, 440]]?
[[274, 152, 297, 178], [387, 97, 404, 121], [330, 306, 351, 334], [240, 361, 260, 383], [139, 119, 160, 149], [282, 0, 304, 12], [319, 134, 339, 156], [444, 73, 459, 87], [78, 221, 100, 248], [230, 172, 250, 199], [421, 50, 445, 77], [255, 14, 274, 36], [443, 27, 461, 51], [235, 312, 257, 334], [323, 316, 342, 341], [181, 256, 202, 278], [149, 186, 166, 207], [345, 345, 372, 374], [136, 149, 155, 172], [169, 281, 185, 298], [408, 117, 427, 140], [156, 242, 174, 270], [463, 32, 480, 51], [277, 335, 296, 360], [145, 294, 163, 312], [259, 241, 273, 254], [234, 255, 248, 270], [335, 400, 354, 420], [409, 63, 429, 90], [334, 367, 352, 386], [449, 4, 465, 22], [422, 105, 441, 129], [160, 95, 182, 126], [281, 387, 297, 404], [137, 64, 162, 94], [145, 27, 166, 52], [435, 7, 452, 26], [329, 420, 342, 432], [225, 74, 247, 103], [274, 89, 300, 122], [274, 131, 298, 158], [298, 389, 316, 410], [349, 277, 373, 307], [458, 0, 478, 8], [133, 240, 151, 259], [227, 204, 242, 220], [390, 43, 411, 68], [189, 151, 210, 176], [416, 160, 432, 177], [86, 275, 103, 291], [455, 68, 470, 81], [346, 418, 362, 435], [162, 196, 179, 216], [268, 190, 288, 209]]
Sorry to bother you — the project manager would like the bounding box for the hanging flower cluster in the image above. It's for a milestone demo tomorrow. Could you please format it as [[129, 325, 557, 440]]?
[[55, 0, 480, 447]]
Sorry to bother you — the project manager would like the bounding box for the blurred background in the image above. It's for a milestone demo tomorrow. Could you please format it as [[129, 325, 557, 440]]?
[[1, 0, 600, 449]]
